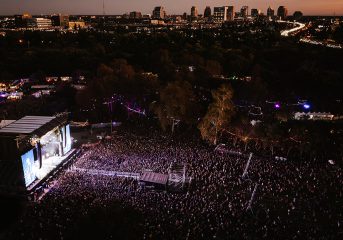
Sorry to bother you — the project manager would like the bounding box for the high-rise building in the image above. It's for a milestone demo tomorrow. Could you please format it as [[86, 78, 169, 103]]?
[[251, 9, 261, 18], [27, 18, 52, 29], [227, 6, 235, 21], [213, 7, 228, 22], [191, 6, 198, 18], [240, 6, 249, 18], [129, 11, 142, 19], [14, 15, 25, 28], [293, 11, 303, 21], [14, 13, 32, 28], [204, 6, 212, 18], [51, 14, 69, 27], [277, 6, 288, 20], [213, 6, 235, 22], [267, 6, 275, 18], [152, 6, 166, 19]]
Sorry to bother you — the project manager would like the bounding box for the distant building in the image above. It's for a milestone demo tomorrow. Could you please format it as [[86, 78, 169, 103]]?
[[294, 112, 334, 121], [27, 18, 52, 29], [129, 11, 142, 19], [213, 6, 235, 22], [293, 11, 303, 21], [14, 13, 32, 28], [204, 6, 212, 18], [121, 13, 129, 19], [227, 6, 235, 21], [68, 21, 86, 30], [51, 14, 69, 27], [251, 9, 261, 18], [240, 6, 249, 18], [213, 7, 228, 22], [0, 82, 7, 92], [277, 6, 288, 20], [191, 6, 198, 19], [150, 19, 165, 25], [7, 92, 23, 100], [173, 15, 182, 23], [152, 6, 166, 19], [267, 6, 275, 18]]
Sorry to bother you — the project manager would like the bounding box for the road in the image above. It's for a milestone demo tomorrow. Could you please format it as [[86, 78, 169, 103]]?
[[279, 20, 307, 37], [299, 38, 343, 49]]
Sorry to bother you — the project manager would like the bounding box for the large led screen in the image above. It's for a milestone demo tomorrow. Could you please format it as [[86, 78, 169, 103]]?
[[64, 124, 72, 153], [21, 150, 37, 187]]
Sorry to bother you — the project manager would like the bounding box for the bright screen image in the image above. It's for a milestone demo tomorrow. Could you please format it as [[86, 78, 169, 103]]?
[[21, 150, 37, 187], [64, 124, 71, 153]]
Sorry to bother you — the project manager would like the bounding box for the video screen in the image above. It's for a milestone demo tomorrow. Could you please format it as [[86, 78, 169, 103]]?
[[20, 124, 73, 188], [21, 150, 37, 187], [64, 124, 72, 153]]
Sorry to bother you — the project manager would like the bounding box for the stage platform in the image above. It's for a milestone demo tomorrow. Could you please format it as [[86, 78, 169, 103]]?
[[27, 149, 79, 194]]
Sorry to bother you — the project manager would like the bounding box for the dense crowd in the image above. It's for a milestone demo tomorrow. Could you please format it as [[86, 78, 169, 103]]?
[[5, 125, 343, 239]]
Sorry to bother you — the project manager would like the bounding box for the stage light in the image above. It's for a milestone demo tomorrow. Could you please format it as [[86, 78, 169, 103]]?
[[274, 103, 281, 109], [303, 104, 310, 110]]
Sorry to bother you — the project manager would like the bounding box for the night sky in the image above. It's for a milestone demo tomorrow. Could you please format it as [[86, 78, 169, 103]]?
[[0, 0, 342, 16]]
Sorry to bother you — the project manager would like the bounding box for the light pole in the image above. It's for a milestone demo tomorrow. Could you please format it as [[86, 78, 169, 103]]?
[[103, 98, 115, 134]]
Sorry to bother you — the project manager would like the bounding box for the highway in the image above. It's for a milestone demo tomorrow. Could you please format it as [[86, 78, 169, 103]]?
[[279, 20, 306, 37], [299, 38, 343, 49]]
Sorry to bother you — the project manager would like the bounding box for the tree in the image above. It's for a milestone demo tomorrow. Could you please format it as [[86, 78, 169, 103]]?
[[198, 84, 235, 145], [151, 81, 198, 132], [333, 23, 343, 42]]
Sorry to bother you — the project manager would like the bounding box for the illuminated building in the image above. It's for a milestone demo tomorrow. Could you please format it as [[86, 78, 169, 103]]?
[[213, 6, 234, 22], [213, 7, 228, 22], [0, 83, 7, 92], [27, 18, 52, 29], [191, 6, 198, 19], [294, 112, 334, 121], [68, 21, 86, 30], [0, 115, 73, 196], [277, 6, 288, 20], [152, 6, 166, 19]]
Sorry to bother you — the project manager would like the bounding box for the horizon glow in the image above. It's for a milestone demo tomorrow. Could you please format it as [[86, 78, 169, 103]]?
[[0, 1, 342, 16]]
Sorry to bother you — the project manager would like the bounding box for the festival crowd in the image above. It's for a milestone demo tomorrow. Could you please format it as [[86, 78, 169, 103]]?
[[4, 124, 343, 240]]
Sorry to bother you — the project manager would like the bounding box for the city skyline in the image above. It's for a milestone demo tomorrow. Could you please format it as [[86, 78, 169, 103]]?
[[0, 0, 342, 16]]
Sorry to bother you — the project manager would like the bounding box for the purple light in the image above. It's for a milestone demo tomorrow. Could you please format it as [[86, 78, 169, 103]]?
[[274, 103, 280, 109], [303, 104, 310, 109]]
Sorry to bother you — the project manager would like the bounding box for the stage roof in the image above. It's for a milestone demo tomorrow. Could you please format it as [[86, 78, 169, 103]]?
[[140, 172, 168, 185], [0, 115, 68, 138], [0, 120, 16, 129], [0, 116, 55, 134]]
